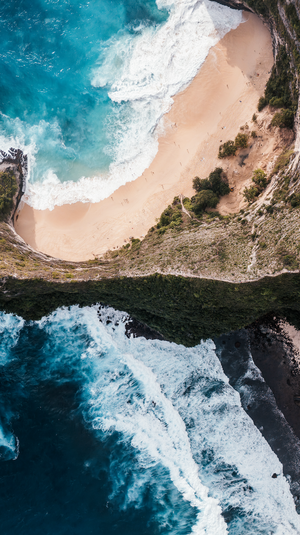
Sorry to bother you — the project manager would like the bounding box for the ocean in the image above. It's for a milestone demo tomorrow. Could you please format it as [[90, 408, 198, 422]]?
[[0, 0, 242, 210], [0, 306, 300, 534]]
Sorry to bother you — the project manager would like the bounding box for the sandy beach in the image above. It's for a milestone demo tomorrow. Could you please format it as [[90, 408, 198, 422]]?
[[15, 12, 274, 261]]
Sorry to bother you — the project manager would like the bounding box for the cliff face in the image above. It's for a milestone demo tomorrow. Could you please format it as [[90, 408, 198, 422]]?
[[212, 0, 300, 152]]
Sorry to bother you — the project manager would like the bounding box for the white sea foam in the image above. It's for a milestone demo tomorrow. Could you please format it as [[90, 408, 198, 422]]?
[[22, 0, 243, 210], [0, 312, 23, 460], [0, 311, 24, 366], [38, 305, 300, 534]]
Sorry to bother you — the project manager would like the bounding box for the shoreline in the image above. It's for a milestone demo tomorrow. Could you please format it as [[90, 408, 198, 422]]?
[[15, 12, 274, 262], [215, 322, 300, 511]]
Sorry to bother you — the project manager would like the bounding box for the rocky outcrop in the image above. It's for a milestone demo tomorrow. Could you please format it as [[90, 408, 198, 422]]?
[[0, 148, 27, 223]]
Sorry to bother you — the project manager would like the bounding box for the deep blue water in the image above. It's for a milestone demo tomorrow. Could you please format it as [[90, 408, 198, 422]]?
[[0, 306, 299, 534]]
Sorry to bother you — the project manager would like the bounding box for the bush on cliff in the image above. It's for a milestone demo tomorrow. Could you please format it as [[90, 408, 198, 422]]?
[[271, 109, 294, 129], [218, 140, 236, 158], [191, 167, 230, 215], [156, 203, 183, 233], [234, 132, 248, 149], [0, 170, 17, 220], [243, 169, 268, 203], [257, 45, 296, 125], [193, 168, 230, 197], [191, 190, 219, 215], [258, 97, 268, 111]]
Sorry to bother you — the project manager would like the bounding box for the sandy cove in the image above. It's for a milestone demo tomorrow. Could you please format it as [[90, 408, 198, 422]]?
[[15, 12, 273, 262]]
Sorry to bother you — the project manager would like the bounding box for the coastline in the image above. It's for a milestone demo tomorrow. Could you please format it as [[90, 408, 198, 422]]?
[[215, 323, 300, 511], [15, 12, 273, 262]]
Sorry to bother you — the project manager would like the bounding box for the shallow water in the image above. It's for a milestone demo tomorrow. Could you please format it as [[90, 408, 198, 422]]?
[[0, 306, 299, 534], [0, 0, 242, 209]]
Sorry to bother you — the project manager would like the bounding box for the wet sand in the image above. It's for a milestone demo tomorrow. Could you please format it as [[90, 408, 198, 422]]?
[[15, 12, 274, 261]]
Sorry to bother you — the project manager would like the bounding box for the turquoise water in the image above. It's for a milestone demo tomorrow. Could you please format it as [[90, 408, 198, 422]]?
[[0, 0, 242, 209], [0, 0, 167, 195], [0, 306, 300, 534]]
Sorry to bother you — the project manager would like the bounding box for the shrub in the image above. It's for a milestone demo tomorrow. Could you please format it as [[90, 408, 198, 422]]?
[[272, 149, 294, 176], [235, 133, 248, 149], [182, 197, 193, 211], [159, 206, 173, 227], [218, 140, 237, 158], [271, 109, 294, 129], [193, 177, 211, 192], [251, 131, 257, 138], [252, 168, 268, 189], [191, 190, 219, 215], [243, 169, 268, 203], [193, 168, 230, 197], [0, 170, 17, 220], [283, 254, 297, 268], [285, 4, 300, 40], [252, 113, 257, 122], [290, 193, 300, 207], [207, 168, 230, 196], [258, 97, 267, 111], [264, 46, 294, 109], [157, 204, 182, 231], [131, 238, 141, 248], [243, 186, 259, 203], [269, 97, 285, 108]]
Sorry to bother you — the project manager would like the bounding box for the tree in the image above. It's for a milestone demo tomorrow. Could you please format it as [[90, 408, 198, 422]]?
[[218, 140, 237, 158], [192, 177, 210, 192], [271, 109, 294, 129], [193, 168, 230, 197], [243, 169, 268, 203], [192, 190, 219, 215], [252, 168, 268, 189], [235, 133, 248, 149]]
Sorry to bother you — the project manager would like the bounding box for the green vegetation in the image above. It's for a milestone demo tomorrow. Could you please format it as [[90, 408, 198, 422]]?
[[218, 132, 249, 159], [0, 170, 17, 220], [218, 140, 236, 158], [263, 47, 294, 110], [1, 273, 300, 346], [235, 132, 248, 149], [285, 3, 300, 41], [272, 149, 294, 176], [191, 168, 230, 215], [193, 167, 230, 197], [257, 45, 296, 128], [243, 169, 268, 203], [289, 193, 300, 208], [258, 97, 268, 112], [191, 190, 219, 215], [271, 109, 294, 129], [156, 199, 183, 234]]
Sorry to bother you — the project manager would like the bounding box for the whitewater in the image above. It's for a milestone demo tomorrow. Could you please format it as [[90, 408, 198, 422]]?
[[0, 0, 242, 210], [0, 305, 299, 534]]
